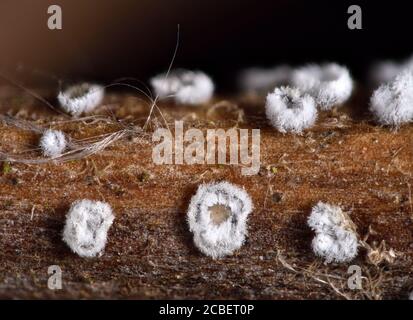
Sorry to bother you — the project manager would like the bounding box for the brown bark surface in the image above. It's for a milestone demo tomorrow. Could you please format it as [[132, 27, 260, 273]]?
[[0, 87, 412, 299]]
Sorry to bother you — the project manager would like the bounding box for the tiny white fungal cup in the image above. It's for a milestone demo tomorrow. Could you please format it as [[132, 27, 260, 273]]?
[[308, 202, 358, 264], [187, 181, 253, 259], [39, 129, 67, 158], [370, 70, 413, 126], [291, 63, 353, 110], [239, 65, 292, 93], [58, 83, 104, 116], [63, 199, 114, 258], [150, 69, 214, 105], [265, 86, 317, 133]]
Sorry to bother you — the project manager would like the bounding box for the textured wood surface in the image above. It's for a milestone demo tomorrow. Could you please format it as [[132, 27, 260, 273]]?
[[0, 87, 412, 299]]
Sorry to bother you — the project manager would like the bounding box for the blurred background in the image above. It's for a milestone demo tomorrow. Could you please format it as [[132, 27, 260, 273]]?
[[0, 0, 412, 91]]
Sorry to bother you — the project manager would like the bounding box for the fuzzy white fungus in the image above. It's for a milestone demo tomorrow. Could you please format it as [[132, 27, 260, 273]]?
[[308, 202, 358, 264], [369, 56, 413, 86], [291, 63, 353, 110], [63, 199, 114, 258], [239, 65, 292, 93], [187, 181, 253, 259], [265, 86, 317, 133], [369, 61, 404, 87], [150, 69, 214, 105], [369, 70, 413, 126], [39, 129, 67, 158], [58, 83, 104, 116]]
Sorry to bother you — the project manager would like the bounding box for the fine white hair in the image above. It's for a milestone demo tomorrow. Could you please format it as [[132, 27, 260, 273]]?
[[187, 181, 253, 259], [291, 63, 353, 110], [308, 202, 358, 264], [58, 83, 104, 116], [369, 70, 413, 126], [239, 65, 292, 93], [63, 199, 114, 258], [265, 86, 317, 134], [39, 129, 67, 158], [150, 69, 214, 105]]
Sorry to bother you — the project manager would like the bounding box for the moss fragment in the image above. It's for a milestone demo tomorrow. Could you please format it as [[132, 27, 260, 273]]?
[[2, 162, 11, 174]]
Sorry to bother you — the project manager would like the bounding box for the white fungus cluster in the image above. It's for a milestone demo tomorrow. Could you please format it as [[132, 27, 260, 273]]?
[[63, 199, 114, 258], [239, 65, 292, 93], [265, 86, 317, 133], [150, 69, 214, 105], [291, 63, 353, 110], [369, 56, 413, 86], [58, 83, 104, 116], [39, 129, 67, 158], [369, 70, 413, 126], [369, 61, 404, 87], [307, 202, 358, 264], [187, 181, 253, 259]]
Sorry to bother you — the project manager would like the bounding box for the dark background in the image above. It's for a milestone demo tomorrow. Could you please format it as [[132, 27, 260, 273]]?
[[0, 0, 412, 91]]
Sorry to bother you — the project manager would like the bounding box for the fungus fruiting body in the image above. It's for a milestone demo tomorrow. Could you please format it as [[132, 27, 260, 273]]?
[[239, 65, 292, 93], [291, 63, 353, 110], [308, 202, 358, 264], [187, 181, 253, 259], [265, 86, 317, 133], [370, 70, 413, 126], [62, 199, 114, 258], [150, 69, 214, 105], [39, 129, 67, 158], [58, 83, 104, 116], [369, 61, 405, 87], [369, 56, 413, 86]]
